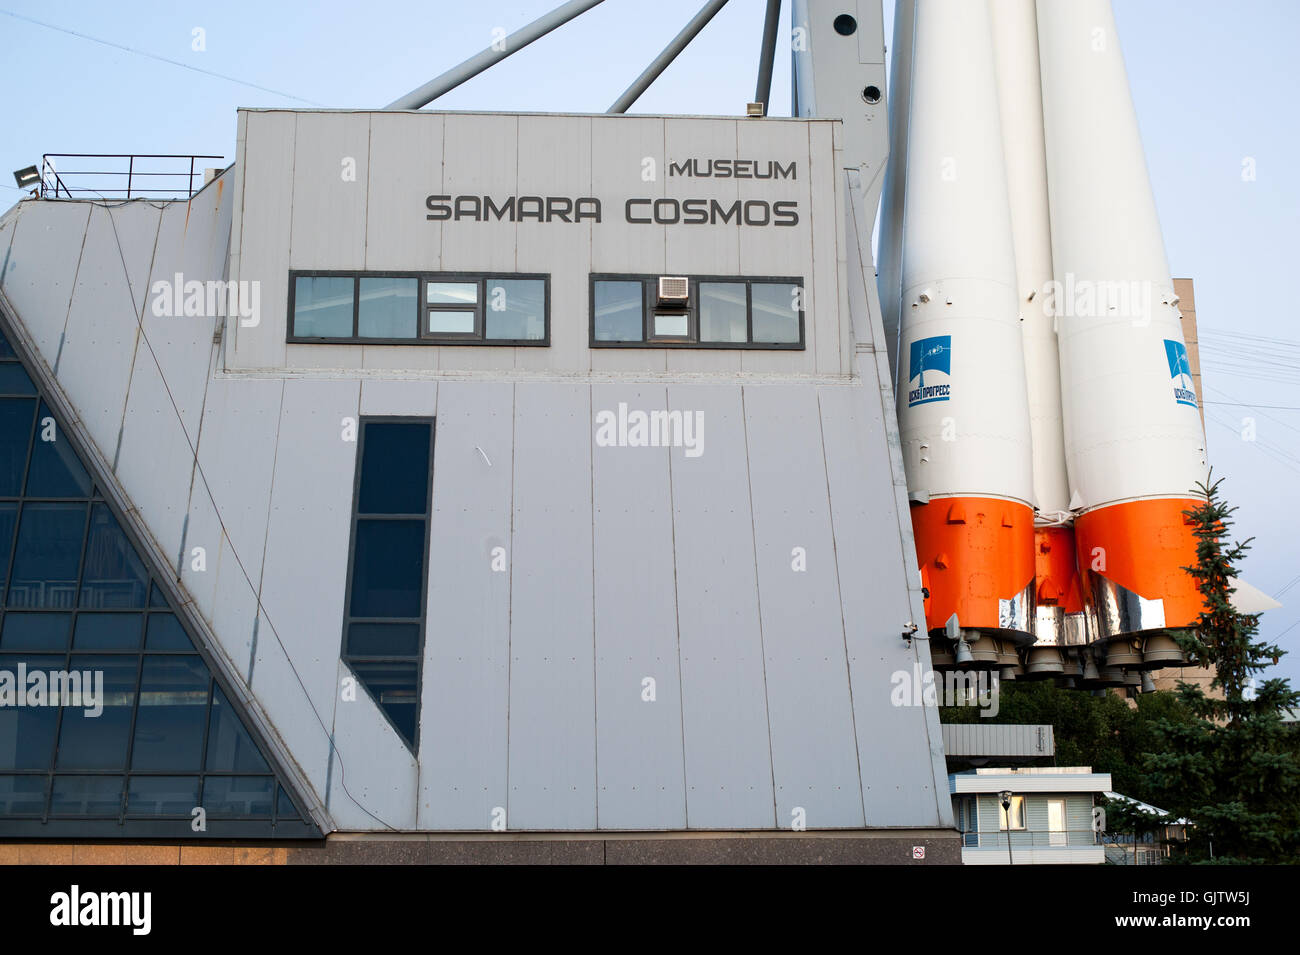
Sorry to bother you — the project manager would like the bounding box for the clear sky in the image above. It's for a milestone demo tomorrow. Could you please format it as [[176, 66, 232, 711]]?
[[2, 0, 1298, 681]]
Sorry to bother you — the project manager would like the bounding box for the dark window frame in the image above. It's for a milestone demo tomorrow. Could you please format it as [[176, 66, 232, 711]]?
[[288, 271, 550, 346], [339, 417, 435, 751], [589, 273, 805, 349]]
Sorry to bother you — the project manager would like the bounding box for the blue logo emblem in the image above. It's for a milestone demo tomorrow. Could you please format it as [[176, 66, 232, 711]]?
[[908, 335, 952, 407], [1164, 339, 1198, 408]]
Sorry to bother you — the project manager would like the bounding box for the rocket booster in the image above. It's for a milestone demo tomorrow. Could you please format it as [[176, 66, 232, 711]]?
[[1037, 0, 1208, 641], [990, 0, 1086, 665], [894, 0, 1037, 643]]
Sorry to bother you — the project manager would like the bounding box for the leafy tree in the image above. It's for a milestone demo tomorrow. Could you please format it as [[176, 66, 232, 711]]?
[[1143, 475, 1300, 863]]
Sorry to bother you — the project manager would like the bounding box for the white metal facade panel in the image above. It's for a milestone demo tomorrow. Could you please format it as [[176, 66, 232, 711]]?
[[664, 119, 740, 276], [289, 111, 370, 271], [143, 183, 230, 437], [230, 110, 295, 371], [255, 379, 362, 811], [418, 381, 512, 830], [0, 202, 91, 359], [439, 113, 519, 276], [118, 185, 234, 567], [115, 343, 197, 565], [329, 650, 419, 830], [742, 385, 865, 828], [507, 383, 597, 829], [810, 122, 846, 375], [668, 384, 776, 828], [365, 112, 443, 272], [818, 384, 949, 826], [358, 378, 437, 417], [589, 116, 666, 280], [591, 383, 687, 829], [55, 204, 159, 458], [181, 376, 284, 679]]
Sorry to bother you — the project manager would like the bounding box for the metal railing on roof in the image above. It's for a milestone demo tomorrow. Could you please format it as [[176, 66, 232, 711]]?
[[40, 154, 225, 200]]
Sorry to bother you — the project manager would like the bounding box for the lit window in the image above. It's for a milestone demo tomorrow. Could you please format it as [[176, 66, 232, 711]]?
[[999, 795, 1026, 831]]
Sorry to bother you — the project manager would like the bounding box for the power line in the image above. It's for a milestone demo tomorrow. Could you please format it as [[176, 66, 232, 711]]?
[[1203, 401, 1300, 411], [1206, 384, 1300, 437], [0, 8, 323, 106], [1274, 618, 1300, 639], [1275, 573, 1300, 599]]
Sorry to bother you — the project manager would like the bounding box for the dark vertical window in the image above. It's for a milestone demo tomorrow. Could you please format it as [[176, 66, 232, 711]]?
[[341, 419, 433, 749], [0, 322, 316, 839]]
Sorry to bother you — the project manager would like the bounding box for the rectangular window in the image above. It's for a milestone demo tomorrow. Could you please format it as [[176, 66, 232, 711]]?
[[593, 281, 645, 342], [590, 274, 804, 349], [340, 418, 434, 749], [289, 272, 549, 345], [698, 282, 748, 344], [292, 275, 354, 338], [357, 277, 418, 339]]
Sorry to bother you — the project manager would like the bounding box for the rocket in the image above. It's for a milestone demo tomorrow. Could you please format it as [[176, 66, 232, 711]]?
[[892, 0, 1037, 670], [885, 0, 1208, 681], [990, 0, 1087, 678], [1036, 0, 1207, 673]]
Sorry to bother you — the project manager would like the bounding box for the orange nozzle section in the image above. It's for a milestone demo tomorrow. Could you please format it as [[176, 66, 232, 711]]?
[[1074, 497, 1205, 627], [910, 496, 1035, 632], [1035, 525, 1084, 614]]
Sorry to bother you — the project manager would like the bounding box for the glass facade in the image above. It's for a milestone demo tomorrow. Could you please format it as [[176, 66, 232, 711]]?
[[0, 326, 317, 839]]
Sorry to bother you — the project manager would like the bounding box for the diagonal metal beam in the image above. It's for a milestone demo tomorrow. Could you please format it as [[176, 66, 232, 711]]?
[[754, 0, 782, 114], [386, 0, 607, 110], [607, 0, 731, 113]]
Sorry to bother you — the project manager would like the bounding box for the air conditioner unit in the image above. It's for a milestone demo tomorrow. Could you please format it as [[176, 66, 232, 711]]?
[[657, 276, 689, 305]]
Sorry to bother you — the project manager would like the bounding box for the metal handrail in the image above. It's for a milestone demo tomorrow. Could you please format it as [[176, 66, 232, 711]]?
[[40, 154, 225, 200], [959, 827, 1101, 848]]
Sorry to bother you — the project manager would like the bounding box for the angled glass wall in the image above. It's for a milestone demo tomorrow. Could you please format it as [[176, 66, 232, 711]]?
[[0, 323, 319, 839]]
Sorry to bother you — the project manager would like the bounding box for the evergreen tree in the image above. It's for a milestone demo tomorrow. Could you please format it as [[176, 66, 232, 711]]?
[[1143, 475, 1300, 863]]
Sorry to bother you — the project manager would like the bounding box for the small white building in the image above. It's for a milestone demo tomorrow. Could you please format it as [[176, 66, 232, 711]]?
[[950, 767, 1110, 865]]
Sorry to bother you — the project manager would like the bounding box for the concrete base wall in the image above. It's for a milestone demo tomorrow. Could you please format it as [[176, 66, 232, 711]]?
[[1, 830, 961, 865]]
